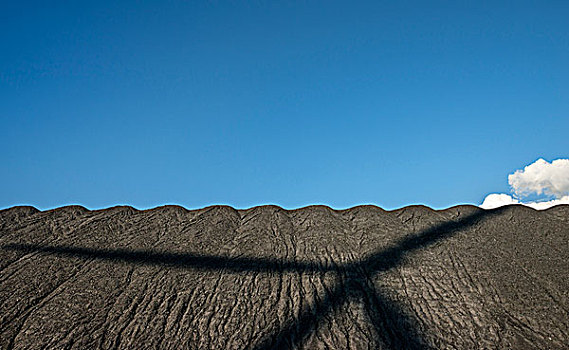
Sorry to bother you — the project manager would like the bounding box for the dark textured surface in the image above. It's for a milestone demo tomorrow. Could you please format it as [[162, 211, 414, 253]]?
[[1, 204, 568, 349]]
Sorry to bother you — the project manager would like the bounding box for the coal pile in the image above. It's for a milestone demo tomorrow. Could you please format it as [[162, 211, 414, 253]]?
[[1, 204, 568, 349]]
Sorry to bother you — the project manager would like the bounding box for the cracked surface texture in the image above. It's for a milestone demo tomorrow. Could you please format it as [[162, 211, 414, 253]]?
[[1, 204, 568, 349]]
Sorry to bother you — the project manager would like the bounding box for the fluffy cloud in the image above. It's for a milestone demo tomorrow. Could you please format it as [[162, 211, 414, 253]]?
[[508, 158, 569, 198], [481, 158, 569, 210]]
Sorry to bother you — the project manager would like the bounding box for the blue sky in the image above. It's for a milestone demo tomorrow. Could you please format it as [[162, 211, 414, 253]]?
[[2, 1, 568, 210]]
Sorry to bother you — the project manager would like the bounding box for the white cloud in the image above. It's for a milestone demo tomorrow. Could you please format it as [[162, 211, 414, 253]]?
[[480, 193, 520, 209], [481, 193, 569, 210], [508, 158, 569, 198], [481, 158, 569, 210], [523, 196, 569, 210]]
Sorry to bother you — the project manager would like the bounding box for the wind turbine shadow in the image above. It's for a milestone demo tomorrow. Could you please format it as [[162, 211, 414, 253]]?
[[3, 207, 494, 349]]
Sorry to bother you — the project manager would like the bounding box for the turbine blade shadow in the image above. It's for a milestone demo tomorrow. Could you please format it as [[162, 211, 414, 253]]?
[[358, 209, 490, 274], [2, 243, 323, 273], [252, 276, 349, 350], [359, 280, 426, 349]]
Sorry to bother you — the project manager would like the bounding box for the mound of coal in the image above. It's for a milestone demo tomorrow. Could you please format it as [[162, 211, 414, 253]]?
[[1, 204, 568, 349]]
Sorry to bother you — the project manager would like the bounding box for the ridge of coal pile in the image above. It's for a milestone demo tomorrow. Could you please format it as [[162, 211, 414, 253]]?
[[1, 204, 568, 349]]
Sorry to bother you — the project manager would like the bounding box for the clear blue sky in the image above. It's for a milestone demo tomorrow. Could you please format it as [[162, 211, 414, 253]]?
[[2, 1, 568, 210]]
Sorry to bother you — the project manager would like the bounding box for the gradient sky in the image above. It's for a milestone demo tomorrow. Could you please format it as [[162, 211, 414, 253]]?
[[2, 0, 568, 210]]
